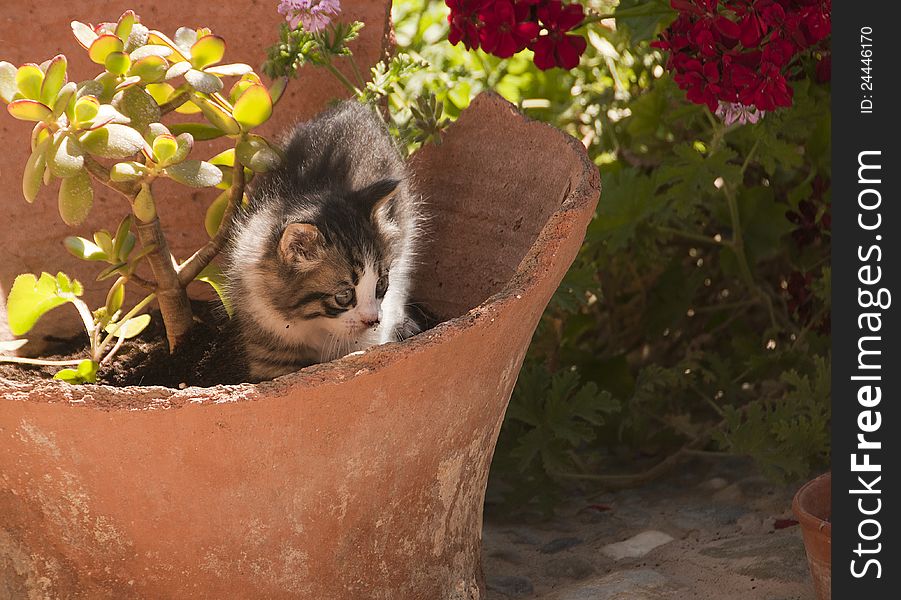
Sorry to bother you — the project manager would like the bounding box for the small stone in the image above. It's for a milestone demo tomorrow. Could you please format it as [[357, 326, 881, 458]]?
[[700, 477, 729, 491], [543, 556, 595, 580], [601, 530, 675, 561], [540, 537, 583, 554], [486, 574, 534, 597], [178, 382, 187, 389]]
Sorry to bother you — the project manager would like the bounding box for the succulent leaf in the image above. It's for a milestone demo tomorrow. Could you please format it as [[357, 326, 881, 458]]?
[[184, 69, 222, 94], [196, 264, 232, 316], [64, 236, 108, 261], [168, 122, 226, 140], [71, 21, 100, 49], [58, 171, 94, 226], [23, 135, 51, 203], [165, 61, 192, 80], [133, 184, 156, 222], [112, 86, 160, 132], [165, 159, 223, 187], [236, 135, 279, 173], [7, 99, 52, 122], [0, 61, 18, 103], [51, 81, 77, 118], [129, 55, 168, 83], [79, 123, 145, 159], [40, 55, 68, 106], [233, 84, 272, 130], [89, 34, 125, 65], [115, 10, 137, 41], [48, 133, 85, 178], [152, 133, 178, 164], [130, 45, 172, 61], [204, 189, 229, 237], [15, 64, 44, 100], [110, 161, 146, 182], [205, 63, 252, 77], [191, 96, 240, 134], [190, 35, 226, 70], [104, 51, 132, 76]]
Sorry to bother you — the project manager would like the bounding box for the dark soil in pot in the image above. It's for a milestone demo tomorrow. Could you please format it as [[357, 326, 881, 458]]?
[[1, 300, 442, 388], [1, 301, 247, 388]]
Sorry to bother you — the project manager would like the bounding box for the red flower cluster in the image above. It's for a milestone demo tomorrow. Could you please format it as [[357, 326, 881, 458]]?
[[653, 0, 831, 115], [446, 0, 588, 70]]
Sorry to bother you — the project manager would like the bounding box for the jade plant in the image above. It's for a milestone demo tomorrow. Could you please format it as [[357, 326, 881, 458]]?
[[0, 11, 284, 379]]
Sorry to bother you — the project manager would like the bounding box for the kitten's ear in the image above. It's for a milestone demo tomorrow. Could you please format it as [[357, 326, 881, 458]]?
[[356, 178, 400, 221], [279, 223, 323, 265]]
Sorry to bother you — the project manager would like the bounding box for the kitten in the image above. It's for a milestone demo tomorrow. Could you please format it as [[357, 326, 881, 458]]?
[[224, 101, 420, 381]]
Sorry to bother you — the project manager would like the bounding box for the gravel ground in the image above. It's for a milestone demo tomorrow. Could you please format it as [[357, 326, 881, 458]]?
[[482, 458, 817, 600]]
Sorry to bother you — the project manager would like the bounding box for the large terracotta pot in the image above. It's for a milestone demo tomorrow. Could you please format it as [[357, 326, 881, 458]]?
[[0, 0, 391, 350], [792, 472, 832, 600], [0, 93, 600, 598]]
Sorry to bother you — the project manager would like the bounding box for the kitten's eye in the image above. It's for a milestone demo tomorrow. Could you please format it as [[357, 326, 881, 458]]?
[[335, 288, 355, 307], [376, 274, 389, 298]]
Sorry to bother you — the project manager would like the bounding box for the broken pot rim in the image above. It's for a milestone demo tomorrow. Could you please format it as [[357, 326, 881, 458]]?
[[1, 93, 600, 410], [792, 471, 831, 538]]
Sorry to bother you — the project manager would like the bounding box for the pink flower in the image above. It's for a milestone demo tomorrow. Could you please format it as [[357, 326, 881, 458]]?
[[278, 0, 341, 33]]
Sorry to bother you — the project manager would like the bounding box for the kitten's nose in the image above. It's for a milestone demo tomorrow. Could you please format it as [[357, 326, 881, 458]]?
[[362, 317, 380, 328]]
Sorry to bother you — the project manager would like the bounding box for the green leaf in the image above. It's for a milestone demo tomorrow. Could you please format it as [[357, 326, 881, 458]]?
[[51, 81, 77, 118], [93, 230, 114, 256], [105, 313, 151, 339], [40, 55, 67, 106], [112, 86, 160, 132], [112, 216, 134, 260], [184, 68, 222, 94], [165, 61, 192, 81], [6, 272, 83, 336], [205, 63, 252, 77], [190, 34, 225, 69], [164, 160, 223, 187], [79, 123, 146, 159], [0, 61, 18, 103], [130, 45, 173, 61], [58, 171, 93, 226], [236, 135, 279, 173], [197, 264, 232, 316], [54, 359, 98, 385], [89, 34, 125, 65], [129, 55, 168, 84], [64, 236, 107, 261], [104, 51, 132, 76], [48, 134, 85, 178], [204, 189, 230, 237], [168, 122, 226, 140], [15, 64, 44, 100], [269, 77, 288, 105], [233, 84, 272, 129], [115, 10, 137, 41], [7, 99, 52, 122], [152, 133, 178, 164], [23, 134, 51, 203], [192, 96, 240, 134], [74, 95, 100, 126], [105, 279, 125, 314], [133, 184, 156, 222], [208, 148, 235, 167], [110, 161, 146, 182], [71, 21, 99, 50]]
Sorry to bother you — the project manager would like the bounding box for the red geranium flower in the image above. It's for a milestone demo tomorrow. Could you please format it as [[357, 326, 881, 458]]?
[[480, 1, 540, 58], [531, 0, 588, 70], [447, 0, 491, 50]]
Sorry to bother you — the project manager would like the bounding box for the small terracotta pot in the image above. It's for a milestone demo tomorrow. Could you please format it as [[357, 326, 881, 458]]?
[[792, 472, 832, 600], [0, 93, 600, 598]]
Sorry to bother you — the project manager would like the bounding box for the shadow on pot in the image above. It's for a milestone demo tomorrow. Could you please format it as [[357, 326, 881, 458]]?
[[792, 472, 831, 600]]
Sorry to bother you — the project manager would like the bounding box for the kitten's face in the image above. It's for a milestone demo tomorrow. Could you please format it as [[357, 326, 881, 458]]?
[[257, 180, 400, 358]]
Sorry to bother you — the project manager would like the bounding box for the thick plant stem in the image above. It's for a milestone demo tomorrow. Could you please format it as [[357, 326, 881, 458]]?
[[134, 218, 193, 351]]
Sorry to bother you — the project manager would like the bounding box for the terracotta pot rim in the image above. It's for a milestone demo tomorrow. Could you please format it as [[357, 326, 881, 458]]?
[[792, 471, 832, 538], [1, 92, 600, 410]]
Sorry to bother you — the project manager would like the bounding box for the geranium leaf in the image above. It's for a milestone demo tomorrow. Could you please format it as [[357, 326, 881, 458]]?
[[6, 272, 83, 336]]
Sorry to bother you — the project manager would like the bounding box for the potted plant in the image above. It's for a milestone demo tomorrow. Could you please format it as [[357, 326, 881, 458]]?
[[0, 4, 600, 598], [793, 472, 831, 600]]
